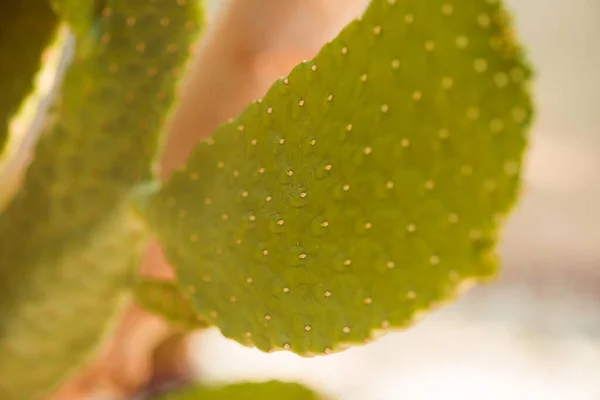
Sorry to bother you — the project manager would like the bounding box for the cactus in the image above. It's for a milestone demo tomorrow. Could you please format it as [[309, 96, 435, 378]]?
[[0, 0, 533, 398], [0, 1, 203, 398], [0, 0, 58, 153], [134, 278, 208, 331], [136, 0, 533, 356], [48, 0, 99, 36], [154, 380, 323, 400]]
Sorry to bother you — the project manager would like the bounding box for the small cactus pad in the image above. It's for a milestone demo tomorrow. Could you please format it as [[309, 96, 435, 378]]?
[[0, 0, 58, 154], [134, 278, 208, 331], [0, 1, 203, 398], [139, 0, 534, 355], [155, 380, 322, 400]]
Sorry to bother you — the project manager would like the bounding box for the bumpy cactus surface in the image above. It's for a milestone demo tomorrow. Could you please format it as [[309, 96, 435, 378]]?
[[0, 1, 203, 398], [136, 0, 532, 356], [0, 0, 534, 398]]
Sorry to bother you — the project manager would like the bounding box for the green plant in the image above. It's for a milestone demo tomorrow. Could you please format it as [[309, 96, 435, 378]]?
[[0, 0, 533, 399], [154, 380, 324, 400]]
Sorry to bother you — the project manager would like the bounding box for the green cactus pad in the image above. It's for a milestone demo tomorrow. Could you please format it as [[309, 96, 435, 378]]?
[[0, 1, 203, 398], [139, 0, 534, 356], [0, 207, 146, 400], [154, 380, 323, 400], [0, 0, 58, 154], [49, 0, 98, 36], [134, 278, 208, 331]]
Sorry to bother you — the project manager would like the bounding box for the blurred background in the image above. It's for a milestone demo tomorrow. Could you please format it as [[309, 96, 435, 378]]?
[[186, 1, 600, 399]]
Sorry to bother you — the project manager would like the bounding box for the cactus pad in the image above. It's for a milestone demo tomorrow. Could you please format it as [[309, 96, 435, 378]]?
[[0, 1, 203, 398], [134, 278, 208, 331], [139, 0, 534, 356], [155, 380, 322, 400], [0, 207, 146, 399], [49, 0, 98, 36]]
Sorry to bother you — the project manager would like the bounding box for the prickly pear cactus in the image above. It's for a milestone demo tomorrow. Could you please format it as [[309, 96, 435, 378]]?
[[137, 0, 533, 355], [0, 1, 203, 398], [49, 0, 98, 35], [0, 0, 58, 154], [0, 206, 147, 400], [134, 278, 208, 330], [155, 380, 323, 400]]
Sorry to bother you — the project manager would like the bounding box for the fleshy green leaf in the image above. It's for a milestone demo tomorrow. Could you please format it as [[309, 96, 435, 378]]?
[[134, 278, 208, 331], [0, 1, 204, 398], [0, 0, 58, 154], [154, 380, 323, 400], [139, 0, 534, 356]]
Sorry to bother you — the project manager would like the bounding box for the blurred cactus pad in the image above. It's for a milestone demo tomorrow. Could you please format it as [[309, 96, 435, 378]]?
[[0, 0, 203, 398], [154, 380, 324, 400], [0, 0, 533, 398]]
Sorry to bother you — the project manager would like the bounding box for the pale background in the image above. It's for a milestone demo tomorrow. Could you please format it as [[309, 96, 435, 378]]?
[[188, 1, 600, 399]]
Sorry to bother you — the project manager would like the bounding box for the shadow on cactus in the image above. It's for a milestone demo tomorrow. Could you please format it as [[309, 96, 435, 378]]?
[[0, 0, 58, 153], [0, 0, 534, 399]]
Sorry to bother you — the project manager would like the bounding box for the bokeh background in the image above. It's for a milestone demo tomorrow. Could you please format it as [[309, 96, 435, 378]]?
[[187, 1, 600, 399]]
